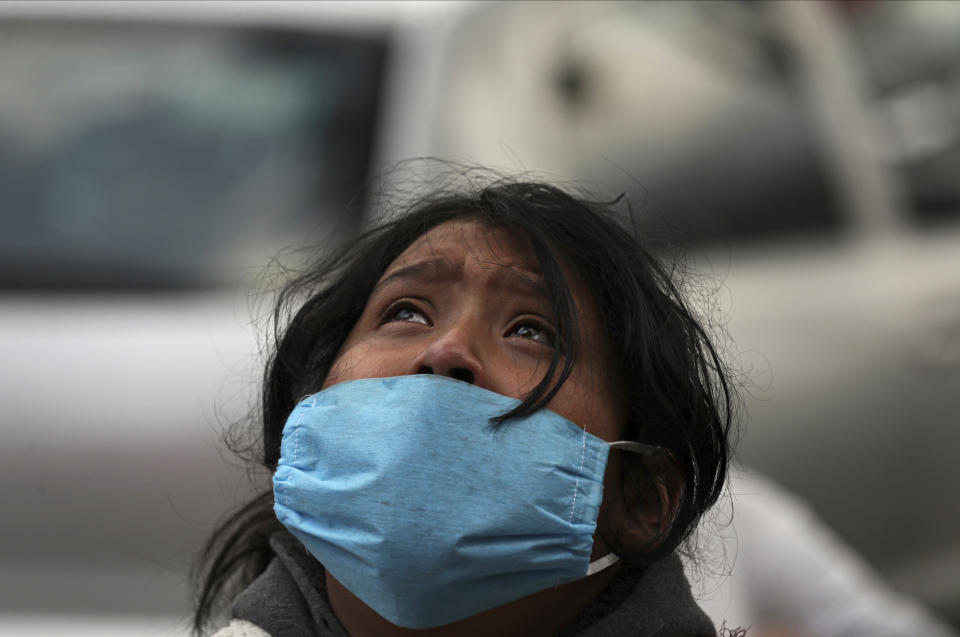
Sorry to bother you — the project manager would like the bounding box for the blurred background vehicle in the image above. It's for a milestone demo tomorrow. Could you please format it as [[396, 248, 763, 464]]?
[[1, 1, 958, 634], [0, 2, 444, 634]]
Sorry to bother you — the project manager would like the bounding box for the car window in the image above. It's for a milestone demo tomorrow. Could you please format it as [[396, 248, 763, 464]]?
[[432, 1, 843, 247], [844, 1, 960, 226], [0, 20, 386, 290]]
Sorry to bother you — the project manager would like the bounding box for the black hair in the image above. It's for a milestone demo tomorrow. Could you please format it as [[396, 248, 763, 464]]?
[[191, 173, 735, 633]]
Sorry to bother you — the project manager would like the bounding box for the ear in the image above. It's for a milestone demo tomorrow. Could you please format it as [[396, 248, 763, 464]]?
[[599, 449, 684, 557]]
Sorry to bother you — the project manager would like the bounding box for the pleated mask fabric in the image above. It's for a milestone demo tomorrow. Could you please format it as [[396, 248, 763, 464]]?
[[274, 375, 624, 629]]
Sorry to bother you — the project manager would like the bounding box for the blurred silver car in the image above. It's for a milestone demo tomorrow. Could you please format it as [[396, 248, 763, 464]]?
[[1, 0, 958, 632]]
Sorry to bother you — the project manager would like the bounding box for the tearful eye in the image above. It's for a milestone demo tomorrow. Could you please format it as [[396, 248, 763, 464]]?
[[390, 305, 429, 325], [510, 321, 554, 345]]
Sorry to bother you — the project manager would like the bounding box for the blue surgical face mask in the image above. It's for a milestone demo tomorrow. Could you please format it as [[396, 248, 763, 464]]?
[[273, 375, 656, 629]]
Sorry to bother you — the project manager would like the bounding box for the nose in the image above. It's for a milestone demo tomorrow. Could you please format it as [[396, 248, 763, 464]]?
[[410, 325, 485, 386]]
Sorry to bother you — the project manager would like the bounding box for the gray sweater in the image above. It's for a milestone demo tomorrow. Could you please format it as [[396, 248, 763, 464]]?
[[218, 532, 715, 637]]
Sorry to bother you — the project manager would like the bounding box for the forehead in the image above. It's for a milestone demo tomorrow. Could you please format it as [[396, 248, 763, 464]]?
[[385, 219, 539, 276]]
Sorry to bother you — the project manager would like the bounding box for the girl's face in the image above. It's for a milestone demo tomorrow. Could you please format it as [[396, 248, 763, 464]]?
[[322, 219, 625, 443]]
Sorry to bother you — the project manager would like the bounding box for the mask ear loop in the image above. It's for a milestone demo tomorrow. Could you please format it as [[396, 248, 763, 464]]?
[[585, 552, 620, 576], [608, 440, 661, 456]]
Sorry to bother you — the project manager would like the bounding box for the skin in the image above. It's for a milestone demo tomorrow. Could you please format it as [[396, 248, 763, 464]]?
[[320, 219, 632, 636]]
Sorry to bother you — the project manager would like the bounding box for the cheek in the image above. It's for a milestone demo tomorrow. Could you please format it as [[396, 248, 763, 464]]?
[[491, 353, 551, 398], [548, 382, 622, 442], [554, 360, 625, 440], [321, 342, 404, 389], [581, 400, 622, 442]]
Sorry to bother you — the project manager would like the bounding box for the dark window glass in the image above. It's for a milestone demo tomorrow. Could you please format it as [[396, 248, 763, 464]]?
[[0, 21, 387, 289], [439, 1, 844, 247], [843, 2, 960, 225]]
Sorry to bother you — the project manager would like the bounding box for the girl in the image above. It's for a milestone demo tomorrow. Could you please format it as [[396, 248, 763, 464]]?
[[194, 176, 735, 636]]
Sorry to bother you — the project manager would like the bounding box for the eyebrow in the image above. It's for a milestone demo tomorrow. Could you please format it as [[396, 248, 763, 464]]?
[[373, 257, 548, 299]]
